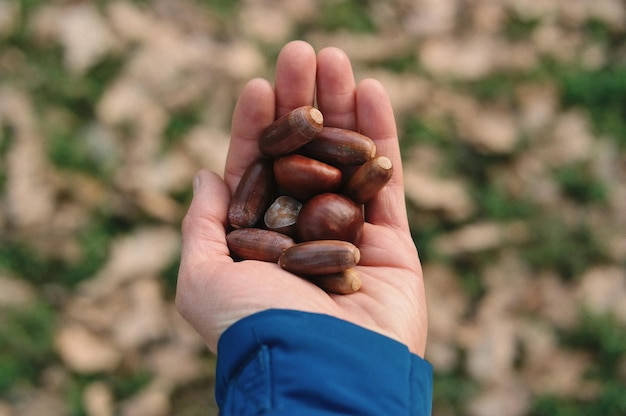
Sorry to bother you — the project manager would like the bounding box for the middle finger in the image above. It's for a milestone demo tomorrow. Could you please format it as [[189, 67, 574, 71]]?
[[274, 41, 317, 118], [316, 47, 357, 130]]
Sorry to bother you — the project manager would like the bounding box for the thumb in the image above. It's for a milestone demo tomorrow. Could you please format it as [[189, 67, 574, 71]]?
[[181, 169, 232, 265]]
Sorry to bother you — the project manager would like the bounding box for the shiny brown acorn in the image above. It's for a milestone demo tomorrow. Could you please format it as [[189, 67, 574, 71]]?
[[296, 193, 364, 244], [227, 159, 275, 229], [304, 268, 362, 294], [273, 154, 342, 200], [302, 127, 376, 166], [226, 228, 295, 263], [279, 240, 360, 275], [264, 195, 302, 237], [344, 155, 393, 204], [258, 106, 324, 157]]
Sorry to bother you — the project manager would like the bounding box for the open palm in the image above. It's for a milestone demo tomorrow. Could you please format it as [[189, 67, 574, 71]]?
[[176, 41, 427, 357]]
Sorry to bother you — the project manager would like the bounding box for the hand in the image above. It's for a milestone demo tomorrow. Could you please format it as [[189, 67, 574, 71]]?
[[176, 40, 428, 357]]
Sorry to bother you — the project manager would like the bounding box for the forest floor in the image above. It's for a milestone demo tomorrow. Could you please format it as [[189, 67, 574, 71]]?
[[1, 1, 625, 415]]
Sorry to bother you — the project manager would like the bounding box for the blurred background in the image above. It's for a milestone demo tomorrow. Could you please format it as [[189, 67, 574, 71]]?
[[1, 0, 625, 415]]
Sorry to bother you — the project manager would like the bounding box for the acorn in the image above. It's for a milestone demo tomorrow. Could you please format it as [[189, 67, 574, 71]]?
[[273, 154, 342, 200], [264, 195, 302, 236], [296, 193, 364, 245], [227, 159, 275, 229], [259, 106, 323, 157], [304, 268, 362, 294], [279, 240, 360, 275], [226, 228, 295, 262], [302, 127, 376, 166], [344, 155, 393, 204]]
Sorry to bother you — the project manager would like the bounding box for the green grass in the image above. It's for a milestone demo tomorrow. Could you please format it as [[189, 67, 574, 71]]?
[[163, 108, 204, 151], [0, 125, 13, 156], [57, 219, 116, 287], [401, 116, 454, 148], [560, 312, 626, 379], [4, 29, 124, 178], [0, 125, 14, 193], [554, 162, 608, 204], [530, 312, 626, 416], [559, 65, 626, 148], [409, 217, 445, 263], [583, 18, 620, 45], [504, 14, 541, 41], [64, 370, 153, 416], [459, 72, 520, 102], [0, 212, 126, 287], [0, 303, 56, 395], [196, 0, 240, 17], [162, 257, 182, 299], [522, 215, 608, 280], [47, 129, 114, 179], [433, 370, 479, 414], [378, 53, 421, 73], [457, 267, 487, 310], [472, 181, 535, 221], [0, 243, 49, 286], [318, 0, 376, 33]]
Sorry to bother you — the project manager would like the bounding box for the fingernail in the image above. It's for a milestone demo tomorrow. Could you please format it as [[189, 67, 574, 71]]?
[[193, 175, 201, 194]]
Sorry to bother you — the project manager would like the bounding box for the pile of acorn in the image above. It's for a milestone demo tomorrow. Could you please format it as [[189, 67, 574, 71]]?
[[226, 106, 393, 294]]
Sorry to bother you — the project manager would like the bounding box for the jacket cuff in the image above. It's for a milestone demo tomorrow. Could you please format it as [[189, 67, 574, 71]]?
[[215, 309, 432, 415]]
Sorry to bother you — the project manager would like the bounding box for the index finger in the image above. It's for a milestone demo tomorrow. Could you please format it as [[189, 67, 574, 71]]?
[[224, 78, 275, 194], [225, 41, 318, 193], [316, 47, 357, 130], [274, 40, 317, 117]]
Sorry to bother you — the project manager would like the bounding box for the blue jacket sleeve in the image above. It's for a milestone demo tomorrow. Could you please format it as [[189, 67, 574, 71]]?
[[215, 309, 433, 415]]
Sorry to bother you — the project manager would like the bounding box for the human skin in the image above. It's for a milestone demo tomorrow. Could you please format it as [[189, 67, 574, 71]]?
[[176, 40, 428, 357]]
